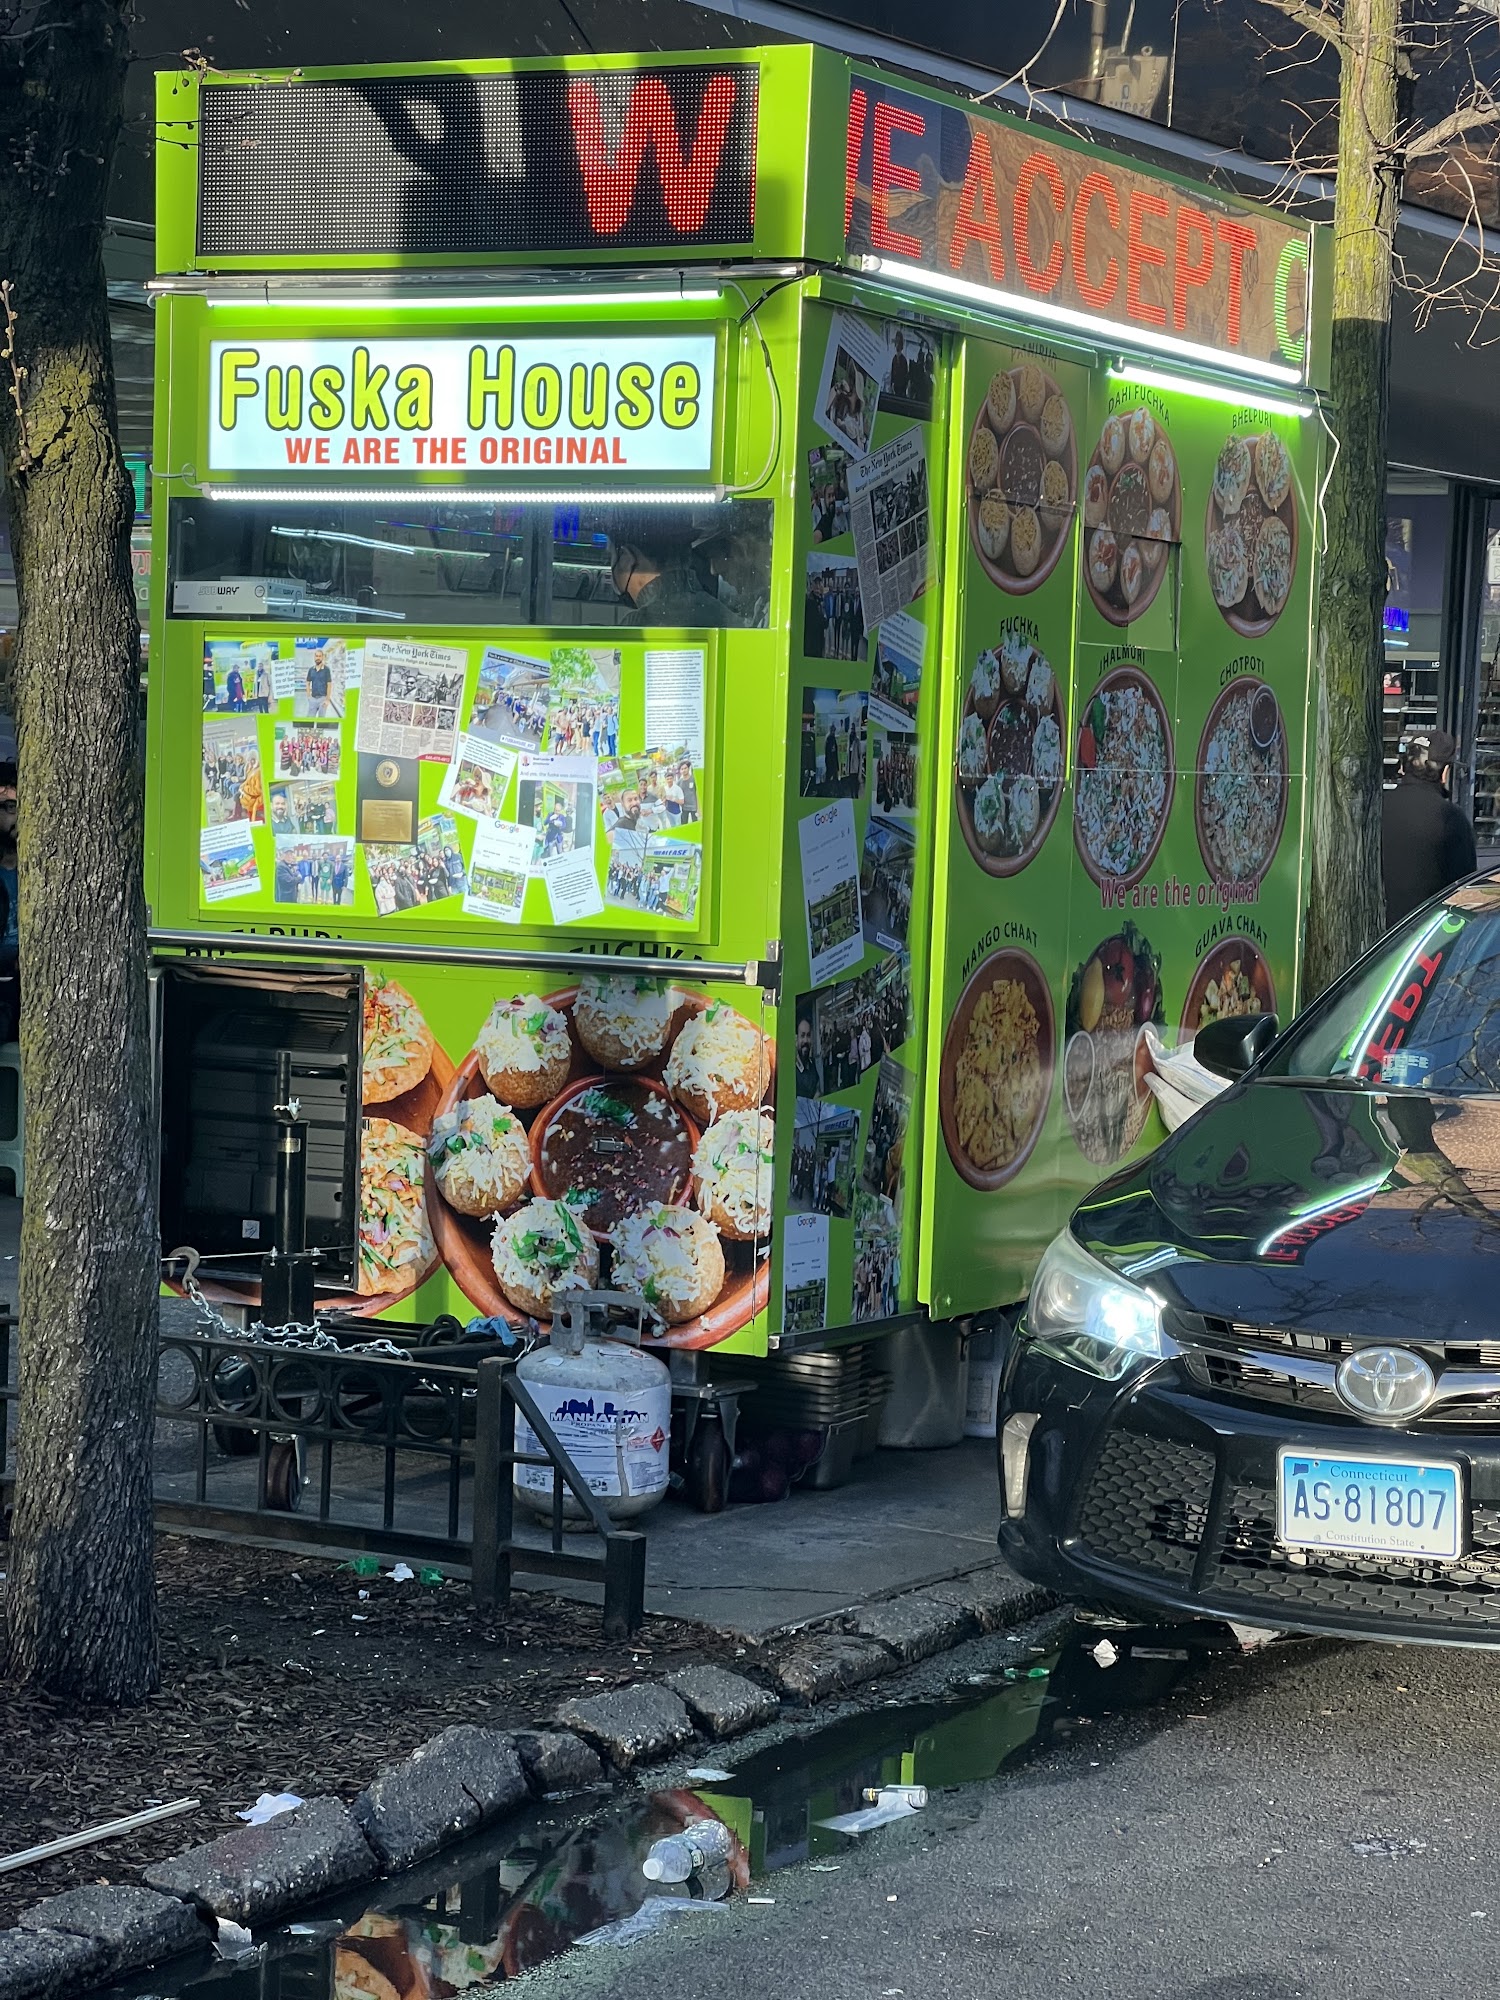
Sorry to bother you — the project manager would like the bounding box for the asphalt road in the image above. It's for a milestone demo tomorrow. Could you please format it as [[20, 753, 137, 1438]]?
[[511, 1628, 1500, 2000]]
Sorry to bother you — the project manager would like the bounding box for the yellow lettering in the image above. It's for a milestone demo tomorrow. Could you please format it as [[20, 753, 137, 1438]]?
[[521, 363, 562, 430], [615, 362, 655, 430], [660, 362, 700, 430], [350, 346, 390, 430], [265, 364, 303, 432], [568, 361, 609, 431], [309, 365, 344, 431], [468, 344, 515, 429], [217, 347, 260, 431], [393, 364, 433, 432]]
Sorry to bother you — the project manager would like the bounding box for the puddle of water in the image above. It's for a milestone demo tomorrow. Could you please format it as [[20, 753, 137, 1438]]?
[[96, 1619, 1248, 1995]]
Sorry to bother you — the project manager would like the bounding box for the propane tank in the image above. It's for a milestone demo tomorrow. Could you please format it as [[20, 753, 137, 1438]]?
[[513, 1292, 672, 1524]]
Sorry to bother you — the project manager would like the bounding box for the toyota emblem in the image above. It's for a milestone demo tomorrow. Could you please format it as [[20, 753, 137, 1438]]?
[[1334, 1346, 1436, 1424]]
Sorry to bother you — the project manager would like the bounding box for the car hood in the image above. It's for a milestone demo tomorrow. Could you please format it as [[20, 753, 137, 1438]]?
[[1076, 1080, 1500, 1340]]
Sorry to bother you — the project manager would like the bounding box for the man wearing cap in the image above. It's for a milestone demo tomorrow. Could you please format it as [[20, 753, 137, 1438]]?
[[1381, 727, 1476, 928], [607, 511, 735, 629]]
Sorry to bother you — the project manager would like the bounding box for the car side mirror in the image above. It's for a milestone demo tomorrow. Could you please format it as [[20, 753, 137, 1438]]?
[[1194, 1012, 1279, 1079]]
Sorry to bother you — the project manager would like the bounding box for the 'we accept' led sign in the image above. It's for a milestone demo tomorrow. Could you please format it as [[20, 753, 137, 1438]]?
[[208, 337, 716, 473], [845, 78, 1311, 377]]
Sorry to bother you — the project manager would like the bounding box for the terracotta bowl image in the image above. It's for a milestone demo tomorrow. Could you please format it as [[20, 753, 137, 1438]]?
[[427, 985, 774, 1348], [965, 365, 1078, 596], [952, 658, 1066, 880], [1193, 677, 1290, 892], [938, 947, 1055, 1192], [1182, 938, 1278, 1038], [1204, 431, 1300, 639], [1081, 412, 1181, 626], [528, 1072, 701, 1243], [1073, 667, 1176, 893]]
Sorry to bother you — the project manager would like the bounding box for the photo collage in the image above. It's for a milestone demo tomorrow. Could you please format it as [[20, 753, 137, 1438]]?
[[784, 309, 935, 1337], [197, 634, 707, 930]]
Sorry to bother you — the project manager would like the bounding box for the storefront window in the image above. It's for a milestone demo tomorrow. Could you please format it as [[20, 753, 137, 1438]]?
[[166, 496, 773, 631], [1383, 474, 1452, 788]]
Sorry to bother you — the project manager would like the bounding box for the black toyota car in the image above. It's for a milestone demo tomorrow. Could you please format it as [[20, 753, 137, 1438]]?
[[998, 876, 1500, 1646]]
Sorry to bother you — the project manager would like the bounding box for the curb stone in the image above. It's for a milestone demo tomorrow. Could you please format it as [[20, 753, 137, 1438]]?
[[513, 1729, 607, 1795], [352, 1726, 528, 1872], [769, 1634, 892, 1703], [913, 1564, 1051, 1635], [2, 1560, 1051, 2000], [844, 1592, 977, 1663], [142, 1796, 377, 1925], [554, 1683, 695, 1769], [0, 1926, 109, 2000], [663, 1665, 780, 1738], [16, 1889, 209, 1979]]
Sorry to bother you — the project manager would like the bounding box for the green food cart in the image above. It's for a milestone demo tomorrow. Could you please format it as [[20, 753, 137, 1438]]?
[[145, 47, 1329, 1408]]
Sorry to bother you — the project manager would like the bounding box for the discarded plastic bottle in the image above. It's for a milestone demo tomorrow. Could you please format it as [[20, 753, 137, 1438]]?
[[642, 1819, 736, 1884], [862, 1784, 928, 1808]]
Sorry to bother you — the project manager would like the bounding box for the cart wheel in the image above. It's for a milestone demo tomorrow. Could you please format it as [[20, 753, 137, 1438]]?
[[264, 1439, 302, 1512], [685, 1410, 730, 1514], [213, 1424, 258, 1457]]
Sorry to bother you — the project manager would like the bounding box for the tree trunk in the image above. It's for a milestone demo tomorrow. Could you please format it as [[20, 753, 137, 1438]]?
[[1303, 0, 1401, 996], [0, 2, 159, 1702]]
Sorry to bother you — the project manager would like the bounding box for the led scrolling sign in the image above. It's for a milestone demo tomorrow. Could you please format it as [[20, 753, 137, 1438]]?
[[844, 79, 1312, 379], [195, 65, 759, 260]]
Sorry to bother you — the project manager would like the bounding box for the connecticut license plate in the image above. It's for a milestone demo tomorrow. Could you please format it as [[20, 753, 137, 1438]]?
[[1276, 1450, 1463, 1560]]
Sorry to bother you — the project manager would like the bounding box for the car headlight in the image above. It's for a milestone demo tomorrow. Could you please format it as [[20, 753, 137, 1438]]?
[[1026, 1229, 1168, 1380]]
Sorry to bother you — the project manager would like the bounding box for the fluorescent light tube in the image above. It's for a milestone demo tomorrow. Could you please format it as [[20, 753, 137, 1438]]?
[[1108, 361, 1314, 421], [193, 286, 723, 310], [202, 485, 725, 506], [857, 255, 1305, 388]]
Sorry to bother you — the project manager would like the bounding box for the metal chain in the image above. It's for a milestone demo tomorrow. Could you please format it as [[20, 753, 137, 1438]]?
[[178, 1267, 406, 1361]]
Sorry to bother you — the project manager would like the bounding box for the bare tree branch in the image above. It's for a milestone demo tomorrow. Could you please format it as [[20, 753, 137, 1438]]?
[[1254, 0, 1345, 50], [976, 0, 1071, 103], [1404, 89, 1500, 157]]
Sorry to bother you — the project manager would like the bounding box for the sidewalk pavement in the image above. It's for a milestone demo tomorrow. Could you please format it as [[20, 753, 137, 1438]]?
[[2, 1194, 1006, 1639]]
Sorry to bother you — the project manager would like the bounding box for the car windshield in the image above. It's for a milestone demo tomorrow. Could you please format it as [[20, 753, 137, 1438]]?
[[1260, 881, 1500, 1093]]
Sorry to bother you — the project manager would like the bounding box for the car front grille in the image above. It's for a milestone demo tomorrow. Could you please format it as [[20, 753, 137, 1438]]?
[[1074, 1429, 1216, 1578], [1207, 1318, 1500, 1368], [1174, 1317, 1500, 1428], [1071, 1414, 1500, 1632], [1180, 1348, 1345, 1417], [1209, 1480, 1500, 1625]]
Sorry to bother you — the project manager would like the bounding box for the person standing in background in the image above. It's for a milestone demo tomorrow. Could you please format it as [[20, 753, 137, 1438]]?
[[1381, 729, 1477, 928], [794, 1012, 822, 1099], [303, 648, 335, 717]]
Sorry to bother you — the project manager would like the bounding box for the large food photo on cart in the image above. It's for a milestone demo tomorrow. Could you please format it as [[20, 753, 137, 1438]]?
[[417, 976, 775, 1348], [954, 620, 1065, 876], [937, 947, 1055, 1191], [1063, 924, 1165, 1167], [1194, 677, 1289, 890], [965, 362, 1077, 594], [1081, 404, 1180, 624], [1073, 666, 1174, 889], [1205, 427, 1298, 636]]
